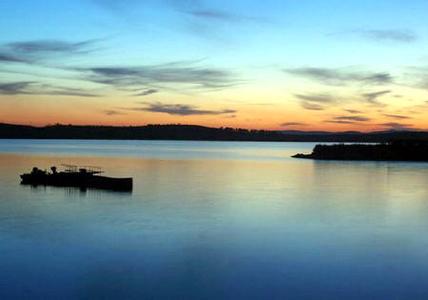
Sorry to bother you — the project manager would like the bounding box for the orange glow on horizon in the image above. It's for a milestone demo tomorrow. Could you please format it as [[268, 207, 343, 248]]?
[[1, 90, 428, 132]]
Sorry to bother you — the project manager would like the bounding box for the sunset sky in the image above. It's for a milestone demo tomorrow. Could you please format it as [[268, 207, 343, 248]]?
[[1, 0, 428, 131]]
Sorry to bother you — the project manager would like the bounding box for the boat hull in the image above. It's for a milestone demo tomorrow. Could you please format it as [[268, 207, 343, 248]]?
[[20, 173, 133, 191]]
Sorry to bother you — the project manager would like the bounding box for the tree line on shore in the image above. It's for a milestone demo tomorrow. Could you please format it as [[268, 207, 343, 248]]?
[[1, 123, 428, 142]]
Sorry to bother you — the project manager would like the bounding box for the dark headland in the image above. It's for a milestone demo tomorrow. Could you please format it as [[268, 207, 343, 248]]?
[[2, 123, 428, 143], [293, 140, 428, 162]]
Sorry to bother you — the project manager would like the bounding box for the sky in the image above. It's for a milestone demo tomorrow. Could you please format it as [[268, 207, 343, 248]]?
[[1, 0, 428, 131]]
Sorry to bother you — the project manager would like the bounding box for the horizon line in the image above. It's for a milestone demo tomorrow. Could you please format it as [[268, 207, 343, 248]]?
[[0, 122, 425, 134]]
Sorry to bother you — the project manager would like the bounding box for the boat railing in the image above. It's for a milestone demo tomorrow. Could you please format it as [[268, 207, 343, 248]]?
[[61, 164, 104, 175]]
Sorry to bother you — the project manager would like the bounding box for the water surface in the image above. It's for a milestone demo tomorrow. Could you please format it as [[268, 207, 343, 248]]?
[[1, 140, 428, 299]]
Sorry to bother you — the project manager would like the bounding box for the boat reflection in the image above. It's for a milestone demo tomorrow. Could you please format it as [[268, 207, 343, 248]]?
[[22, 183, 133, 196]]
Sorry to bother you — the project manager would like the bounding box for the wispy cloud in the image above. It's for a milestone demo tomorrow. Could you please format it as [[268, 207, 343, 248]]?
[[384, 114, 411, 120], [379, 122, 413, 130], [285, 67, 393, 86], [300, 102, 325, 111], [356, 29, 417, 43], [362, 90, 391, 105], [187, 10, 241, 22], [91, 0, 141, 11], [77, 62, 237, 91], [185, 9, 263, 23], [402, 66, 428, 91], [0, 53, 27, 63], [344, 109, 363, 114], [325, 115, 370, 125], [0, 39, 99, 64], [1, 40, 238, 96], [294, 93, 336, 103], [333, 115, 370, 122], [169, 0, 263, 23], [103, 109, 127, 116], [295, 93, 338, 111], [325, 120, 355, 125], [42, 86, 100, 97], [281, 122, 306, 127], [0, 81, 99, 97], [92, 0, 263, 30], [0, 82, 34, 95], [134, 89, 159, 97], [8, 40, 96, 54], [131, 102, 237, 116]]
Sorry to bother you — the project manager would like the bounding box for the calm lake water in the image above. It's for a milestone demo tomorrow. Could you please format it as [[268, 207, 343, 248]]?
[[1, 140, 428, 299]]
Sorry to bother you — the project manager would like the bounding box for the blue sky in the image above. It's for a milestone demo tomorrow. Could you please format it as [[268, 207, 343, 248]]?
[[1, 0, 428, 130]]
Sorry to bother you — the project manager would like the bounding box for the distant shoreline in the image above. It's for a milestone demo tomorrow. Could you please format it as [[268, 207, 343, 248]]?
[[293, 141, 428, 162], [1, 123, 428, 143]]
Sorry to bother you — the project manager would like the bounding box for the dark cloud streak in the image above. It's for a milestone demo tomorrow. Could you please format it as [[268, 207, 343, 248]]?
[[380, 122, 413, 130], [131, 102, 237, 116], [0, 82, 34, 95], [344, 109, 363, 114], [77, 63, 237, 90], [187, 10, 242, 22], [362, 90, 391, 105], [357, 29, 417, 43], [285, 67, 393, 86], [295, 93, 338, 111], [0, 53, 27, 63], [281, 122, 306, 127], [325, 120, 355, 124], [103, 109, 127, 116], [185, 9, 263, 23], [295, 93, 336, 103], [134, 89, 159, 97], [0, 81, 99, 97], [384, 114, 411, 120], [333, 115, 370, 122], [0, 39, 99, 65], [300, 102, 325, 111]]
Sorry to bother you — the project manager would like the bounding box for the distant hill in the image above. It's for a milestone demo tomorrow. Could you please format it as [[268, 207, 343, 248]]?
[[1, 123, 428, 142]]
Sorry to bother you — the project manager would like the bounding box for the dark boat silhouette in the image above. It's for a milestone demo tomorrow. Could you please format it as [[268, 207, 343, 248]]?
[[20, 165, 133, 191]]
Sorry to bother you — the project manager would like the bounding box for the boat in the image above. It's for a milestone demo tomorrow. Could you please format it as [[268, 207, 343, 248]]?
[[20, 165, 133, 191]]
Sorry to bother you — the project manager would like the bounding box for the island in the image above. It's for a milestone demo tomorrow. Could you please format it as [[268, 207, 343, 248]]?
[[292, 140, 428, 162]]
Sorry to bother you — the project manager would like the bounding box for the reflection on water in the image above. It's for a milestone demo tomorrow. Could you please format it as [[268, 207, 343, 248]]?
[[21, 184, 133, 197], [1, 141, 428, 299]]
